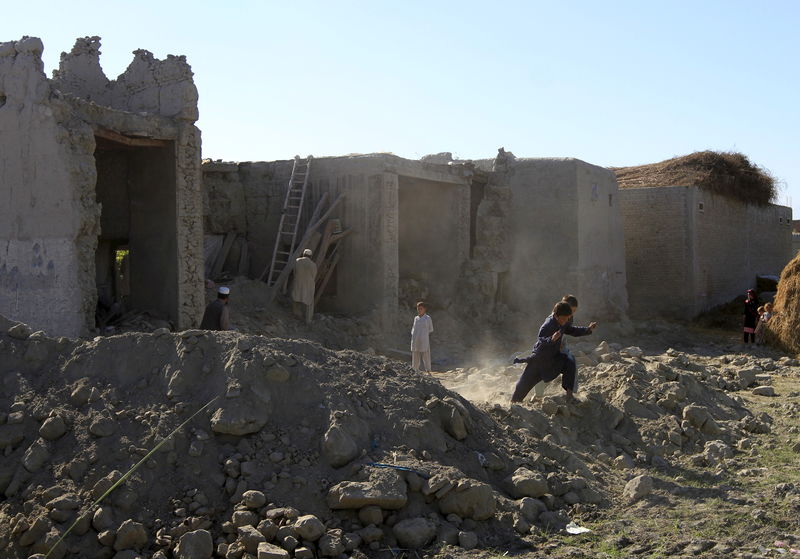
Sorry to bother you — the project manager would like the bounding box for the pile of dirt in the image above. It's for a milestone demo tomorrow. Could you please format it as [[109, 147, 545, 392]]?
[[612, 151, 777, 205], [0, 316, 607, 558], [767, 251, 800, 354], [2, 312, 799, 558]]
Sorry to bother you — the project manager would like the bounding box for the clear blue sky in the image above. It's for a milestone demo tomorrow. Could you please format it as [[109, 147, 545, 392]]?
[[4, 1, 799, 213]]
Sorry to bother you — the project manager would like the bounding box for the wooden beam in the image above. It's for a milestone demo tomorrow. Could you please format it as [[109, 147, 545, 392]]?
[[211, 232, 236, 279], [268, 193, 344, 302], [315, 250, 341, 305], [94, 127, 171, 148]]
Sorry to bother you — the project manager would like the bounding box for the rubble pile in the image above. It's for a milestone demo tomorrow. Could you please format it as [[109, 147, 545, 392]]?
[[1, 312, 799, 558], [442, 337, 799, 480], [0, 316, 596, 559]]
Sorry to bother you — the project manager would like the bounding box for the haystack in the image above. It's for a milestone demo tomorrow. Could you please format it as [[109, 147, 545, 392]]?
[[768, 251, 800, 354], [612, 151, 776, 205]]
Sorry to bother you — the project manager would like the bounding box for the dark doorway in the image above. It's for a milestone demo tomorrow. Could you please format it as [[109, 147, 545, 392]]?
[[94, 129, 177, 330], [398, 176, 461, 304]]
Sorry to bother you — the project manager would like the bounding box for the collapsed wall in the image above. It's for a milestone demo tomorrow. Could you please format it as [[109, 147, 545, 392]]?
[[619, 186, 792, 318], [203, 155, 474, 327], [0, 36, 204, 337], [203, 152, 629, 335]]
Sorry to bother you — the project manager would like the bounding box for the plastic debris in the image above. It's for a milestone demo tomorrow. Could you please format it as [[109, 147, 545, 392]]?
[[565, 521, 591, 534]]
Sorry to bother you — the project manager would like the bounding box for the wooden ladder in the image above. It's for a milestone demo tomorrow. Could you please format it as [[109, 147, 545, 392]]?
[[264, 155, 312, 286]]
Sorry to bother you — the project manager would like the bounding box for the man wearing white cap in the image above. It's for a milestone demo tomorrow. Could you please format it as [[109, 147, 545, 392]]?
[[292, 249, 317, 324], [200, 286, 231, 330]]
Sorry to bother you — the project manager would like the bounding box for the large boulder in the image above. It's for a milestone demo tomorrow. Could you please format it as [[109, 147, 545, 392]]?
[[704, 440, 733, 466], [293, 515, 325, 542], [426, 397, 470, 440], [258, 542, 290, 559], [438, 480, 496, 520], [393, 518, 436, 548], [622, 475, 653, 502], [210, 398, 270, 436], [327, 469, 408, 510], [322, 424, 359, 468], [737, 368, 758, 388], [682, 404, 721, 435], [506, 468, 548, 498], [113, 519, 148, 551], [174, 529, 213, 559]]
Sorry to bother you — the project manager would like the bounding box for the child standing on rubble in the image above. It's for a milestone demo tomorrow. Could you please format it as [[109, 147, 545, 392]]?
[[411, 301, 434, 372], [511, 301, 596, 404]]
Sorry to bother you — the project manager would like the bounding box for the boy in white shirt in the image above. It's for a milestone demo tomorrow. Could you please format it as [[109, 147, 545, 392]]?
[[411, 301, 434, 372]]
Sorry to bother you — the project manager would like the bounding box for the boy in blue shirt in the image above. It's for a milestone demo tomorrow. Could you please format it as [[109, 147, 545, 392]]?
[[511, 301, 596, 403]]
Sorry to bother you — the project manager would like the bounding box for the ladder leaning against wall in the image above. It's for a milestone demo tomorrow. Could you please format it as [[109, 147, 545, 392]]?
[[264, 155, 312, 286]]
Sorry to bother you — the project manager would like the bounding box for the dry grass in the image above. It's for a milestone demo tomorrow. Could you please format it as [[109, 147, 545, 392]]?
[[767, 251, 800, 354], [612, 151, 777, 205]]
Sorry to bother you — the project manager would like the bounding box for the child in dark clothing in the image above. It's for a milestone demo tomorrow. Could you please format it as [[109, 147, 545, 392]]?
[[743, 289, 759, 343], [511, 301, 596, 403]]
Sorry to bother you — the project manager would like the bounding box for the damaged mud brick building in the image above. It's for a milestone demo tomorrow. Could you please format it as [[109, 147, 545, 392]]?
[[617, 179, 792, 319], [204, 152, 629, 327], [204, 155, 473, 327], [0, 37, 204, 337]]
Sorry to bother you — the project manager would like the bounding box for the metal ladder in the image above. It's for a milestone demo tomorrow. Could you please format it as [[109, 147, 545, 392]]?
[[265, 155, 312, 286]]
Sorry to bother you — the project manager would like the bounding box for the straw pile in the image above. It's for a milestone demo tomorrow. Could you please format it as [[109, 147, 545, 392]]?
[[612, 151, 777, 205], [767, 251, 800, 354]]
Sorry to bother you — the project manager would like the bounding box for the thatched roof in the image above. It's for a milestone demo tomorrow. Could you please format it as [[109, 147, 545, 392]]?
[[612, 151, 776, 205]]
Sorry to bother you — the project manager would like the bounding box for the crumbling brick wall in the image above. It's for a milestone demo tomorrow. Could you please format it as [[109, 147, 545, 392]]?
[[619, 185, 793, 318], [0, 36, 203, 336], [0, 37, 99, 336]]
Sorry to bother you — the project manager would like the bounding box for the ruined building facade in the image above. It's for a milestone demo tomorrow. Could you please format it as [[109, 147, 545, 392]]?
[[203, 152, 629, 328], [619, 186, 793, 318], [0, 37, 204, 337]]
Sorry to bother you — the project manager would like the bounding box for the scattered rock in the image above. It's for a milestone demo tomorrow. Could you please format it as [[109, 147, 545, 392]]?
[[623, 475, 653, 502], [258, 541, 290, 559], [89, 415, 117, 438], [507, 467, 548, 498], [8, 323, 32, 340], [174, 529, 213, 559], [22, 439, 50, 472], [322, 423, 359, 468], [293, 515, 325, 541], [438, 481, 496, 520], [752, 386, 776, 397], [239, 525, 267, 554], [327, 469, 408, 510], [39, 416, 67, 440], [113, 519, 148, 551], [243, 490, 267, 509], [393, 517, 436, 549]]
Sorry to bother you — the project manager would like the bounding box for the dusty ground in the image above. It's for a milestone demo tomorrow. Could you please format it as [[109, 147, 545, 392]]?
[[1, 298, 798, 559]]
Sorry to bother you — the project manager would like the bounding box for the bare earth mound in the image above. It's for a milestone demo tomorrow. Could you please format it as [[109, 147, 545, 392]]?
[[1, 317, 799, 558], [768, 251, 800, 354], [612, 151, 776, 205]]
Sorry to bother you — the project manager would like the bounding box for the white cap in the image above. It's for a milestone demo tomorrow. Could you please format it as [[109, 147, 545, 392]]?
[[303, 249, 313, 257], [218, 286, 230, 295]]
